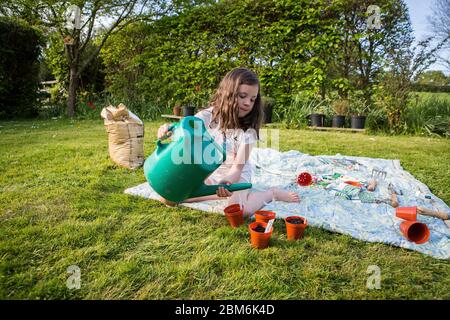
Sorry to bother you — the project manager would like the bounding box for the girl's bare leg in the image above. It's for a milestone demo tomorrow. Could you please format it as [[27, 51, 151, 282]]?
[[157, 177, 225, 206], [157, 181, 299, 212], [228, 188, 300, 217], [183, 194, 223, 203], [157, 192, 223, 206]]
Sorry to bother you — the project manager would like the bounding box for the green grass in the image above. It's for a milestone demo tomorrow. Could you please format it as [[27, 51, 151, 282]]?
[[0, 119, 449, 299]]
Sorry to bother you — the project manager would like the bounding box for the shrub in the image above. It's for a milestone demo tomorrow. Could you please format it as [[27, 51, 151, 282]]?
[[403, 93, 450, 137], [0, 17, 44, 119]]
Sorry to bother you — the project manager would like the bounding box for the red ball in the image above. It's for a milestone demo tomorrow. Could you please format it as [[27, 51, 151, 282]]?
[[297, 172, 312, 186]]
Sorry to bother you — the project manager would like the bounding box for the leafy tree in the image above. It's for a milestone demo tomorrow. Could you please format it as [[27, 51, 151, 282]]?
[[2, 0, 171, 117], [101, 0, 342, 112], [330, 0, 413, 107], [415, 70, 450, 86], [375, 37, 446, 131], [428, 0, 450, 73]]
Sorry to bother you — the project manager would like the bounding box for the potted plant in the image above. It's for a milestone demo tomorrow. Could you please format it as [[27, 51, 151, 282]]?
[[183, 103, 195, 116], [254, 210, 276, 223], [331, 99, 349, 128], [173, 100, 182, 116], [349, 99, 369, 129], [285, 216, 308, 240], [224, 204, 244, 228], [309, 104, 329, 127], [261, 96, 275, 124], [248, 221, 273, 249]]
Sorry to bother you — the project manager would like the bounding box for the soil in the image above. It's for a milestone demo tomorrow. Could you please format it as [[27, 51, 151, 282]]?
[[288, 218, 304, 224], [252, 225, 266, 233]]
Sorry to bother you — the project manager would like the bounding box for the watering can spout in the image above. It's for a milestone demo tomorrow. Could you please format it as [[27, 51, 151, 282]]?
[[190, 182, 253, 198]]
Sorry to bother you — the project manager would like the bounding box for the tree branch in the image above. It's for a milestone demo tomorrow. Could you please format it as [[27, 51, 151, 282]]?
[[79, 3, 100, 56], [78, 0, 139, 75]]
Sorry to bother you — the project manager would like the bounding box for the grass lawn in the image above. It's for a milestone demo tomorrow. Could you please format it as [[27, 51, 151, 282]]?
[[0, 118, 449, 299]]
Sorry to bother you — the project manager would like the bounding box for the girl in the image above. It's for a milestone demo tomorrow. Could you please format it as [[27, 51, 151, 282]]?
[[157, 67, 299, 216]]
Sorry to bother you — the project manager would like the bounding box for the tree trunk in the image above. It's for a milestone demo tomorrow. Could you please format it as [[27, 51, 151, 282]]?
[[67, 65, 79, 117]]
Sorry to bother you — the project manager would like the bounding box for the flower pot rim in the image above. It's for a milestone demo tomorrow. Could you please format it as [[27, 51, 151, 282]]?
[[254, 210, 276, 217], [285, 215, 307, 225], [400, 220, 429, 244], [224, 203, 243, 213], [225, 210, 243, 217], [254, 211, 276, 223], [249, 221, 273, 234]]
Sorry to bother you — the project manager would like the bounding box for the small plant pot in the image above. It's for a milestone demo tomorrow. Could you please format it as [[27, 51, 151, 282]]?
[[310, 114, 325, 127], [224, 204, 244, 228], [285, 216, 308, 240], [350, 115, 366, 129], [332, 115, 345, 128], [248, 221, 273, 249], [173, 106, 181, 116], [183, 106, 195, 116], [264, 105, 273, 124], [399, 220, 429, 244], [254, 210, 276, 223], [396, 207, 417, 221], [297, 172, 312, 186]]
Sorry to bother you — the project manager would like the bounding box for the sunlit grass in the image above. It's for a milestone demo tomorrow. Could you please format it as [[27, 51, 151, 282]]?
[[0, 118, 449, 299]]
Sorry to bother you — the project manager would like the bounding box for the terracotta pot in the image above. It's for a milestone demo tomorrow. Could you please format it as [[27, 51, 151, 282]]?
[[224, 204, 244, 228], [396, 207, 417, 221], [285, 216, 308, 240], [173, 106, 181, 116], [254, 210, 276, 223], [399, 220, 429, 244], [248, 221, 273, 249]]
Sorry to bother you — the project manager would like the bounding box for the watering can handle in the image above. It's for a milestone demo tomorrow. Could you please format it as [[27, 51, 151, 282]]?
[[155, 122, 178, 155], [190, 183, 252, 198], [224, 183, 252, 192], [157, 122, 178, 143]]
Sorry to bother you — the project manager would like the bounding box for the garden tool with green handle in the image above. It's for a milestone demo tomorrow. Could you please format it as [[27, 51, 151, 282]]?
[[144, 116, 252, 203]]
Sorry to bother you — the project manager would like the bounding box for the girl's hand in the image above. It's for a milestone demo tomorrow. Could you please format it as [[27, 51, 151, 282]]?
[[157, 123, 172, 140], [217, 180, 233, 198]]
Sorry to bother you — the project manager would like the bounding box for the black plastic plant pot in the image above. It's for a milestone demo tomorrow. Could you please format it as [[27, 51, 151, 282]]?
[[332, 115, 345, 128], [264, 105, 273, 123], [350, 115, 366, 129], [310, 114, 325, 127], [183, 106, 195, 116]]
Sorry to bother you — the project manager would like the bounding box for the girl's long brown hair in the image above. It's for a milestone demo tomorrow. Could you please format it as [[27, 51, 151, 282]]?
[[209, 68, 263, 136]]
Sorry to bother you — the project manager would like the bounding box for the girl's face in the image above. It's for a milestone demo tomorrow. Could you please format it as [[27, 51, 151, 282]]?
[[237, 84, 259, 118]]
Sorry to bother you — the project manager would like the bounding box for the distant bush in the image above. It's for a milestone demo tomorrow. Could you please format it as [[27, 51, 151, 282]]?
[[403, 93, 450, 137], [411, 83, 450, 93]]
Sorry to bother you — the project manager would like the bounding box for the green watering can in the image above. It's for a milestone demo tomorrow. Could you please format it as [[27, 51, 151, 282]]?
[[144, 116, 252, 203]]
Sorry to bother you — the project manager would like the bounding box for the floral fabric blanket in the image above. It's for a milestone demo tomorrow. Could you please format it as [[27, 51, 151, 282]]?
[[125, 148, 450, 260]]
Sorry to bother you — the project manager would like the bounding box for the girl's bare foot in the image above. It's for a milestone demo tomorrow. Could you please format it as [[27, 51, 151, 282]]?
[[271, 188, 300, 202], [157, 196, 178, 207]]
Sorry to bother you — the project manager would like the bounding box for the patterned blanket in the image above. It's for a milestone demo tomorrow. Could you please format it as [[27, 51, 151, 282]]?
[[125, 148, 450, 260]]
